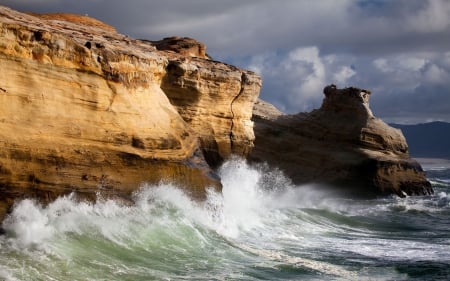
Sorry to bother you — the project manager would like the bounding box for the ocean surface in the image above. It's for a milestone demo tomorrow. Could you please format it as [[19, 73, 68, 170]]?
[[1, 158, 449, 281]]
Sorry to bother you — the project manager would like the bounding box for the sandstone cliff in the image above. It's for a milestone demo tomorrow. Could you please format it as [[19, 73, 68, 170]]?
[[0, 6, 261, 221], [0, 5, 433, 224], [161, 56, 261, 167], [250, 85, 433, 197], [151, 36, 208, 59], [142, 36, 261, 165]]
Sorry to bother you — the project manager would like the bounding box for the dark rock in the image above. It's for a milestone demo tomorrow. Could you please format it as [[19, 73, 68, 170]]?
[[250, 85, 433, 197]]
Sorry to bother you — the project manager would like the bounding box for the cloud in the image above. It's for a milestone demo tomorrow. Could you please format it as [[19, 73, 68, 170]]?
[[333, 66, 356, 85], [242, 47, 450, 124], [345, 52, 450, 123], [286, 47, 325, 98], [245, 47, 357, 113], [1, 0, 450, 123], [406, 0, 450, 33], [423, 64, 450, 85], [5, 0, 449, 57]]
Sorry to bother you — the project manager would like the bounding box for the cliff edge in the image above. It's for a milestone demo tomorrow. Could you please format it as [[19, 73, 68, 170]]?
[[250, 85, 433, 197], [0, 6, 261, 221], [0, 5, 433, 223]]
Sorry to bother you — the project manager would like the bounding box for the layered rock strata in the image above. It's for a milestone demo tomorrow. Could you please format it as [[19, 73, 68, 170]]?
[[161, 57, 261, 167], [151, 36, 208, 59], [0, 6, 261, 221], [0, 5, 433, 224], [250, 85, 433, 197]]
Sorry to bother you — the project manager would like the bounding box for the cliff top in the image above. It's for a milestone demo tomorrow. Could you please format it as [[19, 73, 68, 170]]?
[[0, 6, 212, 62], [151, 36, 208, 59], [320, 84, 374, 119], [27, 12, 116, 33]]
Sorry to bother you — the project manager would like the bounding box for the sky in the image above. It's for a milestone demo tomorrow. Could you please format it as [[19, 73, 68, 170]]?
[[1, 0, 450, 124]]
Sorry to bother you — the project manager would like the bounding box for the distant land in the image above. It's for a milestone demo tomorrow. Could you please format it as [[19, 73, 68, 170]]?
[[390, 122, 450, 160]]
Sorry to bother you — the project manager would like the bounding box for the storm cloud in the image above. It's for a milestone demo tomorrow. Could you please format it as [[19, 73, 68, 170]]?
[[1, 0, 450, 123]]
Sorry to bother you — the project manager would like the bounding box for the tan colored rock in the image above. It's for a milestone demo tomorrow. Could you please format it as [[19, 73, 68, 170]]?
[[0, 6, 262, 222], [147, 37, 262, 166], [27, 12, 117, 33], [252, 99, 283, 121], [151, 36, 208, 59], [250, 85, 432, 197], [160, 56, 262, 167]]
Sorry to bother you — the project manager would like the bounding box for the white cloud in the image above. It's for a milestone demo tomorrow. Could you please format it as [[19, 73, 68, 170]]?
[[442, 52, 450, 68], [333, 66, 356, 84], [371, 54, 434, 89], [399, 57, 427, 71], [373, 58, 391, 73], [245, 47, 450, 123], [285, 47, 325, 100], [244, 47, 360, 113], [423, 64, 449, 84], [374, 56, 427, 73], [407, 0, 450, 33], [247, 55, 266, 76]]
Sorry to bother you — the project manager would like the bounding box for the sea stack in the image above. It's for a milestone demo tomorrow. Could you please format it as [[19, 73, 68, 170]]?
[[250, 85, 433, 197]]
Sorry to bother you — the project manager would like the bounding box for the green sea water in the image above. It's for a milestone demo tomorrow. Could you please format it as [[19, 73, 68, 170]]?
[[1, 159, 449, 280]]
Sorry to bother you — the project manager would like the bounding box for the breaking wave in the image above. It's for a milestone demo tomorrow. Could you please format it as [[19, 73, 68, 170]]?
[[1, 158, 449, 280]]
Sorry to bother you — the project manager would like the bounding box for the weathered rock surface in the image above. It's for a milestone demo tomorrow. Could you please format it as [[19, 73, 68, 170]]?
[[151, 36, 208, 59], [146, 36, 262, 167], [161, 57, 261, 167], [0, 5, 433, 224], [27, 12, 117, 33], [250, 85, 433, 197], [0, 6, 261, 221]]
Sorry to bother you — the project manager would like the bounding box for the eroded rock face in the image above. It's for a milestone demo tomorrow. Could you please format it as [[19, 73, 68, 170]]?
[[0, 6, 261, 221], [151, 36, 208, 59], [160, 55, 261, 167], [26, 12, 117, 32], [250, 85, 433, 197], [148, 37, 262, 166]]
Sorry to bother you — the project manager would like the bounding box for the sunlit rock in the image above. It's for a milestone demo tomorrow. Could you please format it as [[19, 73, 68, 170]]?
[[0, 6, 261, 221]]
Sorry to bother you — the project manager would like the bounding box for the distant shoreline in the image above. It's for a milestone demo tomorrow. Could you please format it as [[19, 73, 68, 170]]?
[[415, 158, 450, 169]]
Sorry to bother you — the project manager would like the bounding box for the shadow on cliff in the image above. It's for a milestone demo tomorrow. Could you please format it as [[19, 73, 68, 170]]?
[[249, 85, 432, 198]]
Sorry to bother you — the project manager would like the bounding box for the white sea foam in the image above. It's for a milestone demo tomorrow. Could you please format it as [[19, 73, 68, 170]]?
[[0, 268, 19, 281], [1, 157, 449, 280], [0, 159, 269, 248], [0, 158, 354, 277], [0, 158, 380, 248]]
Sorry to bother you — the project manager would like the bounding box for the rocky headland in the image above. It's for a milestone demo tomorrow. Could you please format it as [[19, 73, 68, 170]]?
[[0, 6, 431, 222], [0, 6, 260, 221], [250, 85, 433, 197]]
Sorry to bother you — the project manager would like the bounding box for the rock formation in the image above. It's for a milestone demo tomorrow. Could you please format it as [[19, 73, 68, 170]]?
[[26, 12, 117, 33], [151, 36, 208, 59], [0, 5, 433, 224], [0, 6, 261, 222], [161, 57, 261, 167], [250, 85, 433, 197]]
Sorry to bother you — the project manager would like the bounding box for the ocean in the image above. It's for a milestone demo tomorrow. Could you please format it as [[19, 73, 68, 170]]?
[[0, 158, 449, 281]]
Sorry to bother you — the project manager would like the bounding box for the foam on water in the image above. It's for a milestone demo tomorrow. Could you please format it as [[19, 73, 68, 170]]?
[[1, 158, 450, 280]]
